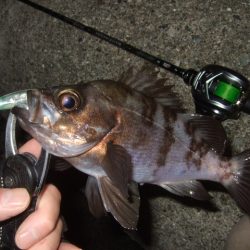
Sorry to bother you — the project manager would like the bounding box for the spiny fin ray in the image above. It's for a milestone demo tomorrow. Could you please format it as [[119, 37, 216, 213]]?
[[119, 66, 184, 112], [102, 142, 132, 197], [224, 150, 250, 215], [180, 114, 227, 155], [98, 177, 140, 229], [85, 176, 106, 218], [160, 180, 211, 200]]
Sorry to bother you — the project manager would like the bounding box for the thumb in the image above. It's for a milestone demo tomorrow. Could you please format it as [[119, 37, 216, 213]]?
[[0, 188, 30, 221]]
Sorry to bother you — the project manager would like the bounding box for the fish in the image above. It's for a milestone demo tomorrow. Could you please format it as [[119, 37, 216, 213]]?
[[1, 67, 250, 230]]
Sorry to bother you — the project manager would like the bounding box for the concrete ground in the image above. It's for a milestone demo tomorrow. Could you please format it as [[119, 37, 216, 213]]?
[[0, 0, 249, 249]]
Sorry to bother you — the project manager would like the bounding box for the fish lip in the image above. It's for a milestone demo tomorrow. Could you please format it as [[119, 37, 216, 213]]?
[[0, 90, 29, 111], [9, 89, 42, 124], [0, 89, 44, 124], [12, 106, 30, 122], [26, 89, 43, 124]]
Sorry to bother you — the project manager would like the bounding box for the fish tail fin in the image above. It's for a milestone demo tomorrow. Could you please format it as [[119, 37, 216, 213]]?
[[223, 150, 250, 214]]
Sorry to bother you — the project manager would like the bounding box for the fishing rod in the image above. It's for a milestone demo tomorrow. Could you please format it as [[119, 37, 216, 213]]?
[[16, 0, 250, 120]]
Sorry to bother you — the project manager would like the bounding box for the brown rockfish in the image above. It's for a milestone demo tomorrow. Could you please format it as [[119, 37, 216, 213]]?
[[1, 68, 250, 229]]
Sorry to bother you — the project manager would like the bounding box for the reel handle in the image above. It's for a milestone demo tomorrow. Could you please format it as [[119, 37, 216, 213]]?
[[0, 113, 50, 250]]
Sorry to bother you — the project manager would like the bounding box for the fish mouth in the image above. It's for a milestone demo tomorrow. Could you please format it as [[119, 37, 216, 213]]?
[[0, 90, 29, 111], [0, 90, 30, 126], [0, 89, 98, 157], [0, 89, 45, 142], [0, 89, 45, 123]]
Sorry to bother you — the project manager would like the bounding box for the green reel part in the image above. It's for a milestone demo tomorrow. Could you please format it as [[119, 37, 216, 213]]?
[[214, 81, 241, 104]]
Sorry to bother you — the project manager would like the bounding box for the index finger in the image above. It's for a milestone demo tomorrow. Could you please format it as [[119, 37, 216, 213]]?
[[18, 139, 42, 159]]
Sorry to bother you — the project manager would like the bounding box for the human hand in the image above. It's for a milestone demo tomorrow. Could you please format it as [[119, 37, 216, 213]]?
[[0, 139, 81, 250]]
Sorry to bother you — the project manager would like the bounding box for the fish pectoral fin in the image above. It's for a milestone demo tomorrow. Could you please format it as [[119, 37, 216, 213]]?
[[52, 156, 73, 171], [102, 142, 132, 197], [181, 114, 227, 155], [85, 176, 106, 218], [98, 176, 140, 230], [160, 180, 211, 201]]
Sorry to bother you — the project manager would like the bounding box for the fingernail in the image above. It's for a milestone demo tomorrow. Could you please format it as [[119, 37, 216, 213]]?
[[1, 189, 29, 209], [16, 228, 39, 249]]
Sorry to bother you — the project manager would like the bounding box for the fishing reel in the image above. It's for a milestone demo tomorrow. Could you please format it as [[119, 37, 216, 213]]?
[[0, 113, 50, 250], [183, 65, 250, 120]]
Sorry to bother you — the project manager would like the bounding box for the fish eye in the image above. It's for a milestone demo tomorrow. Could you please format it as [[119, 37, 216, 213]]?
[[57, 90, 81, 112]]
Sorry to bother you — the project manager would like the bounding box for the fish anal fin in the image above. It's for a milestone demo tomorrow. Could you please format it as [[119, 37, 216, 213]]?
[[102, 142, 132, 197], [160, 180, 211, 201], [98, 176, 140, 230], [119, 66, 184, 112], [85, 176, 106, 218]]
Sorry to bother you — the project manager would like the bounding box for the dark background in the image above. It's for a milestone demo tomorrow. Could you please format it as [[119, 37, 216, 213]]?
[[0, 1, 250, 249]]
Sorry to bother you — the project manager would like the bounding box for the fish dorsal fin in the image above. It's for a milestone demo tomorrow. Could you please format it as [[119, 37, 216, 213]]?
[[180, 114, 227, 155], [160, 180, 211, 200], [97, 177, 140, 229], [85, 176, 106, 218], [119, 66, 184, 112]]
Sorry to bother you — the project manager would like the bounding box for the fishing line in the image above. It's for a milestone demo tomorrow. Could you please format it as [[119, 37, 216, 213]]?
[[15, 0, 250, 120]]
